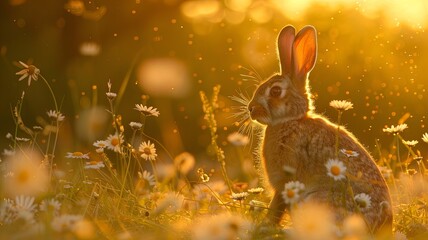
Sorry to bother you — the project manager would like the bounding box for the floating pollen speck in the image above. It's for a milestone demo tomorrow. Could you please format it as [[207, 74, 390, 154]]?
[[79, 42, 101, 56]]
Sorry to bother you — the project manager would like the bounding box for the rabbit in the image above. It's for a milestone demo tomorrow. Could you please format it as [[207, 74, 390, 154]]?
[[247, 25, 392, 234]]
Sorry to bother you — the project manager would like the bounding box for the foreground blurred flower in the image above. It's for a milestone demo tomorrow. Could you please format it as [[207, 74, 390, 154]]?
[[39, 198, 61, 216], [134, 104, 160, 117], [290, 202, 336, 240], [325, 159, 347, 181], [47, 110, 65, 122], [51, 214, 83, 232], [422, 133, 428, 143], [105, 133, 124, 152], [383, 123, 408, 134], [401, 140, 418, 147], [84, 161, 105, 170], [174, 152, 195, 175], [66, 152, 90, 159], [139, 140, 157, 161], [342, 214, 367, 238], [354, 193, 372, 210], [138, 170, 156, 186], [192, 212, 252, 240], [129, 121, 143, 130], [76, 107, 109, 143], [282, 181, 305, 204], [329, 100, 353, 111], [16, 61, 40, 86], [227, 132, 250, 146], [152, 192, 185, 215], [2, 150, 49, 197]]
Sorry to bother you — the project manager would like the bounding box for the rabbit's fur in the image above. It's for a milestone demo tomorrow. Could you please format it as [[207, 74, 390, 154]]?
[[248, 25, 392, 233]]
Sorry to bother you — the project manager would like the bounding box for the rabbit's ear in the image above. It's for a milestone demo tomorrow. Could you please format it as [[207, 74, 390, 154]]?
[[278, 25, 295, 76], [292, 26, 317, 82]]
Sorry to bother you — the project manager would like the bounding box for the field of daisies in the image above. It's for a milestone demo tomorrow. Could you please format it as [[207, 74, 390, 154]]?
[[0, 60, 427, 240]]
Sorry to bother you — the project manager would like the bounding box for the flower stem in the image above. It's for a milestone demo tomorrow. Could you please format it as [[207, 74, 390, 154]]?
[[335, 111, 342, 158]]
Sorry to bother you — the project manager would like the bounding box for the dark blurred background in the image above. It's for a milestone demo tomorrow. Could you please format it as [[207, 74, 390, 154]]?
[[1, 0, 427, 166]]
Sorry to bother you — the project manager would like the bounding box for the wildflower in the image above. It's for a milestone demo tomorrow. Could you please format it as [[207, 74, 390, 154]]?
[[93, 140, 107, 149], [382, 123, 408, 134], [139, 140, 157, 161], [47, 110, 65, 122], [39, 199, 61, 215], [354, 193, 372, 210], [129, 121, 143, 130], [342, 214, 367, 238], [66, 152, 90, 159], [282, 181, 305, 204], [197, 168, 210, 183], [379, 166, 392, 179], [79, 41, 101, 56], [51, 214, 83, 232], [95, 148, 104, 153], [84, 161, 105, 169], [227, 132, 250, 146], [231, 192, 249, 201], [105, 133, 124, 152], [325, 158, 347, 181], [6, 133, 13, 139], [290, 202, 336, 240], [174, 152, 195, 175], [401, 139, 418, 147], [138, 170, 156, 186], [152, 192, 185, 215], [329, 100, 353, 111], [421, 133, 428, 143], [16, 61, 40, 86], [192, 212, 252, 240], [74, 219, 96, 239], [247, 187, 264, 194], [340, 149, 359, 158], [249, 200, 267, 212], [106, 91, 117, 100], [134, 104, 160, 117], [14, 195, 37, 213], [15, 137, 30, 142], [3, 150, 49, 197], [0, 199, 15, 224]]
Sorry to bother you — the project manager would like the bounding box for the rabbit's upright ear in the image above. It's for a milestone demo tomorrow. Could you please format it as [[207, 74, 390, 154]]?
[[278, 25, 295, 76], [292, 26, 317, 82]]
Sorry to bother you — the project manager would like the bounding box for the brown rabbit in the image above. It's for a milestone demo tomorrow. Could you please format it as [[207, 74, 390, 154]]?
[[247, 25, 392, 234]]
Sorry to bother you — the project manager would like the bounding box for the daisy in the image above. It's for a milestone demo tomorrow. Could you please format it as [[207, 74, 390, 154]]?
[[329, 100, 353, 111], [139, 140, 157, 161], [340, 149, 359, 158], [192, 212, 252, 240], [14, 195, 37, 213], [227, 132, 250, 146], [134, 104, 160, 117], [84, 161, 105, 169], [105, 133, 124, 152], [93, 140, 107, 149], [152, 192, 185, 215], [378, 166, 393, 179], [421, 133, 428, 143], [47, 110, 65, 122], [66, 152, 90, 159], [39, 199, 61, 215], [51, 214, 83, 232], [138, 170, 156, 186], [247, 187, 264, 194], [106, 92, 117, 100], [231, 192, 249, 201], [354, 193, 372, 210], [325, 159, 347, 181], [16, 61, 40, 86], [401, 140, 418, 147], [282, 181, 305, 204], [129, 121, 143, 130], [174, 152, 195, 175], [0, 199, 15, 224], [383, 124, 408, 134]]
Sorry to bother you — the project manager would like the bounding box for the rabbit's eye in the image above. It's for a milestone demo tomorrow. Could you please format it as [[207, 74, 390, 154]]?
[[269, 86, 282, 97]]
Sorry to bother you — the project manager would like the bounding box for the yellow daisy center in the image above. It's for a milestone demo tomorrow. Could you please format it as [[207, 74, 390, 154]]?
[[72, 152, 84, 157], [17, 170, 30, 183], [287, 189, 295, 198], [345, 150, 353, 155], [111, 138, 119, 146], [143, 147, 151, 155], [28, 65, 37, 75], [331, 166, 341, 176]]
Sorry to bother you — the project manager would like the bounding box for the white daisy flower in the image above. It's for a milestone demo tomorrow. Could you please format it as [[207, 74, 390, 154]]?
[[247, 187, 264, 194], [138, 170, 156, 186], [39, 199, 61, 215], [139, 140, 157, 161], [0, 199, 15, 224], [93, 140, 107, 148], [354, 193, 372, 210], [47, 110, 65, 122], [66, 152, 90, 159], [382, 124, 408, 134], [16, 61, 40, 86], [325, 159, 347, 181], [105, 133, 124, 152], [227, 132, 250, 146], [134, 104, 160, 117], [282, 181, 305, 204], [401, 140, 418, 147], [129, 121, 143, 130], [329, 100, 353, 111], [173, 152, 195, 175], [14, 195, 37, 214], [51, 214, 82, 232], [231, 192, 249, 201], [84, 161, 105, 169], [422, 133, 428, 143], [340, 149, 359, 158], [152, 192, 185, 215]]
